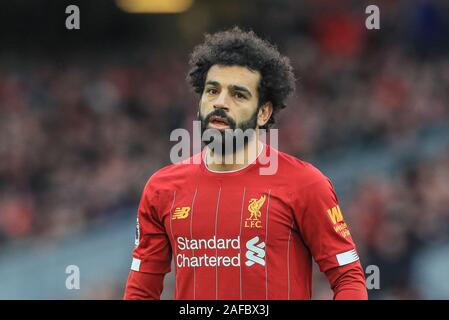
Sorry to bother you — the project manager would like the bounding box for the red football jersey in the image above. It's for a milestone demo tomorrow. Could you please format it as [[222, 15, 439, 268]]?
[[128, 143, 362, 299]]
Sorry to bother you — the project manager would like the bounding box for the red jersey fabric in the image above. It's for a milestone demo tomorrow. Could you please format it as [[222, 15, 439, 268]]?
[[124, 143, 367, 300]]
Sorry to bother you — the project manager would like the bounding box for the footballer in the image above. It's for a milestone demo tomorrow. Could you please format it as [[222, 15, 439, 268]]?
[[124, 27, 368, 300]]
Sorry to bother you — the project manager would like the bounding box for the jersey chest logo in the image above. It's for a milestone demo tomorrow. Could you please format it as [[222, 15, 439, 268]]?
[[244, 194, 266, 229], [245, 236, 266, 266]]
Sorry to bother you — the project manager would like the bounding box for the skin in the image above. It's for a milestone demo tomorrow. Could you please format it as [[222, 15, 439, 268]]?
[[198, 65, 273, 172]]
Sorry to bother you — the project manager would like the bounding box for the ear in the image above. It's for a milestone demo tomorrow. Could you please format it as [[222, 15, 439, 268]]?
[[257, 102, 273, 127]]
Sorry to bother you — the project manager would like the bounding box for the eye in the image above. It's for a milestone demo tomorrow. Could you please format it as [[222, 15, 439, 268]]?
[[234, 92, 246, 100], [206, 88, 218, 95]]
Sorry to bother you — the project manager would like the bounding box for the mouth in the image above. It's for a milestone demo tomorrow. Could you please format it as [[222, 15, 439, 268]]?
[[208, 116, 230, 130]]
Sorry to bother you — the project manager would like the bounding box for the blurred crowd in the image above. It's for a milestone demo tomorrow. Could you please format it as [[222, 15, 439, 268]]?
[[347, 150, 449, 299], [1, 0, 449, 299], [0, 52, 195, 242]]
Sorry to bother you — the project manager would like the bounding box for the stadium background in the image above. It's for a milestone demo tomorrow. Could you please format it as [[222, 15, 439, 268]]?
[[0, 0, 449, 299]]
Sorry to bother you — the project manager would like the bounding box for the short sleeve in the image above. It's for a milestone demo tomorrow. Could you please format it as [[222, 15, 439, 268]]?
[[130, 179, 172, 274], [294, 177, 360, 273]]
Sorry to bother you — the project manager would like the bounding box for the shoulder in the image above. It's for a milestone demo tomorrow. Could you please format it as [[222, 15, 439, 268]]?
[[268, 145, 329, 187], [270, 149, 339, 211], [143, 152, 202, 192]]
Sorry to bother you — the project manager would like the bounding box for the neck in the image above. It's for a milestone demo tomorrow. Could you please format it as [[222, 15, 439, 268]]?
[[206, 130, 261, 172]]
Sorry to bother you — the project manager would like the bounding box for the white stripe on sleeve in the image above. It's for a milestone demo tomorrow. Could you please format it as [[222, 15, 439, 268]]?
[[131, 257, 141, 271], [336, 249, 359, 266]]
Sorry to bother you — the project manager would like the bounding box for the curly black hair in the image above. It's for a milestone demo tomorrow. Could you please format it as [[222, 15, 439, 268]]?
[[187, 26, 296, 129]]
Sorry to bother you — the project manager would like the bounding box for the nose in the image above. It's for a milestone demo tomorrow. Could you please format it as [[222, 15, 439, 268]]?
[[213, 91, 229, 112]]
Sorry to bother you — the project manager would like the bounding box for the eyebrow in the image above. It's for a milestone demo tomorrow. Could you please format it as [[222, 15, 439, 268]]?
[[205, 80, 253, 97]]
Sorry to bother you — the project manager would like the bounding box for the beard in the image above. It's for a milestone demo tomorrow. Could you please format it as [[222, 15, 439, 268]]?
[[198, 106, 259, 156]]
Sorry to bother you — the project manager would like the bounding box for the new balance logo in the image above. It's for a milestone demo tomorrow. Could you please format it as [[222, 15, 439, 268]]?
[[245, 236, 266, 266], [172, 207, 191, 220]]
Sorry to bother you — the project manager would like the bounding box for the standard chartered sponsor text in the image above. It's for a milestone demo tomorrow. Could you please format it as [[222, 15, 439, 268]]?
[[176, 236, 241, 268]]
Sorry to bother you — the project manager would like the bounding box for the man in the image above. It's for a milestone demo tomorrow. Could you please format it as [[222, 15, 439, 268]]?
[[124, 27, 367, 300]]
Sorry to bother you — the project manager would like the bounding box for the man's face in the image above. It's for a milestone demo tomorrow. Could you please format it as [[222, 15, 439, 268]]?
[[198, 65, 262, 148]]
